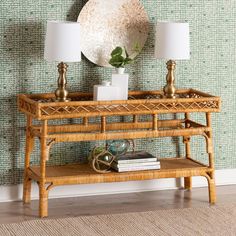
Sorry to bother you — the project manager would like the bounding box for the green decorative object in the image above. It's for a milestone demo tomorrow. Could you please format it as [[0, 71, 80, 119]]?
[[107, 140, 131, 156]]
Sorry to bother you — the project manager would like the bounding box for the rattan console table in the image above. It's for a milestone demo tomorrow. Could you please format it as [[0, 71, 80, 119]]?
[[18, 89, 220, 218]]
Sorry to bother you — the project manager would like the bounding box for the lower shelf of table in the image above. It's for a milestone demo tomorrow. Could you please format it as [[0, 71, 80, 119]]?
[[28, 158, 212, 186]]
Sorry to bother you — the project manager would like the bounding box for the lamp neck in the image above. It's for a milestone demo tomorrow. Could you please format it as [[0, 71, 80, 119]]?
[[55, 62, 70, 102], [57, 62, 68, 87], [163, 60, 177, 99]]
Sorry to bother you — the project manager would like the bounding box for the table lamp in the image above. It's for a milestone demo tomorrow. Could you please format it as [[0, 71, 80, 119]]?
[[44, 21, 81, 102], [155, 21, 190, 99]]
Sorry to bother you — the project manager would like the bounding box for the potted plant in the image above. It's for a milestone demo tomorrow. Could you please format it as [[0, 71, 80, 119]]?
[[109, 44, 140, 74]]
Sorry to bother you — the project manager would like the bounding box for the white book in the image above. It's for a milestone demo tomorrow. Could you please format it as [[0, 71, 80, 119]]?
[[115, 151, 158, 164], [112, 164, 161, 172], [112, 161, 160, 169]]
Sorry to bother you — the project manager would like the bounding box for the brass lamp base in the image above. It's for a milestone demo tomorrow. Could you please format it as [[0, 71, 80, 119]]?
[[55, 62, 71, 102], [163, 60, 177, 99]]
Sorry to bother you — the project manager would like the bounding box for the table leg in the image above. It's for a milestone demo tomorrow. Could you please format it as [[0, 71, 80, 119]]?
[[205, 113, 216, 204], [206, 170, 216, 204], [184, 177, 192, 190], [39, 120, 48, 218], [184, 113, 192, 190], [39, 183, 48, 218]]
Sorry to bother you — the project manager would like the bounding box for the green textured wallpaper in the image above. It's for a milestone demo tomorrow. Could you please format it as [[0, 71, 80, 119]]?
[[0, 0, 235, 185]]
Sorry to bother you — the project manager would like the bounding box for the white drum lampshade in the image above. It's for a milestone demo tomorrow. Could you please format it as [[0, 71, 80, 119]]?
[[155, 21, 190, 60], [154, 21, 190, 99], [44, 21, 81, 62], [44, 21, 81, 102]]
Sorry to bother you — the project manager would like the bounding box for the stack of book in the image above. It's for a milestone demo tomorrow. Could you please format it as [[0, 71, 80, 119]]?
[[111, 151, 160, 172]]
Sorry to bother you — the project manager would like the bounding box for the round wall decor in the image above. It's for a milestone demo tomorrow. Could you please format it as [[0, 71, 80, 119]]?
[[78, 0, 149, 67]]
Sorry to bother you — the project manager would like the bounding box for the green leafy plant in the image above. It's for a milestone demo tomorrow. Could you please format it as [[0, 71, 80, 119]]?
[[109, 43, 141, 68]]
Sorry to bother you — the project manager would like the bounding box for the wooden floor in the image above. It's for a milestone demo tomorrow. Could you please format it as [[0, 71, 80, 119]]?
[[0, 185, 236, 224]]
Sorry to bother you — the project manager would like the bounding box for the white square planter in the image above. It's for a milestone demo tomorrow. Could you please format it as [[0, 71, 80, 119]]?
[[93, 81, 120, 101], [111, 73, 129, 100]]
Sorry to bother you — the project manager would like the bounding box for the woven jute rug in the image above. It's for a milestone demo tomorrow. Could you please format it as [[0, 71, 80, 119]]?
[[1, 204, 236, 236]]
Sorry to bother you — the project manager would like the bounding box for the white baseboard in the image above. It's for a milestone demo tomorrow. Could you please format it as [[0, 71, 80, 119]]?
[[0, 169, 236, 202]]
